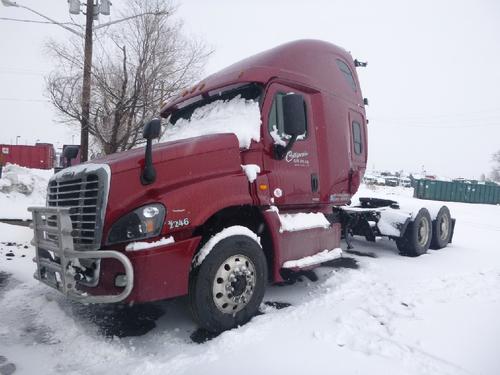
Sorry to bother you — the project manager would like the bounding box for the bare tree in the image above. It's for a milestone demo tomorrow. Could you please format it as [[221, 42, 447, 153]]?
[[46, 0, 210, 156], [490, 150, 500, 182]]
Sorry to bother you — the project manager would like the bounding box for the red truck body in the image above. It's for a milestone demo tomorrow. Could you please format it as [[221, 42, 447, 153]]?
[[0, 143, 55, 170], [31, 40, 370, 322], [90, 40, 367, 302]]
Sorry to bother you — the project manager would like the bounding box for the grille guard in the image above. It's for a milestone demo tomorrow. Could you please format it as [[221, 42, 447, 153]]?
[[28, 206, 134, 303]]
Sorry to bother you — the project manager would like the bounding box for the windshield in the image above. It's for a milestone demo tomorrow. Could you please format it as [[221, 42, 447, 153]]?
[[169, 83, 263, 125], [160, 83, 263, 149]]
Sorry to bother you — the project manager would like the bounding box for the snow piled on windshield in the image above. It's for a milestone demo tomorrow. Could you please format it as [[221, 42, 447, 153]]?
[[161, 95, 261, 149]]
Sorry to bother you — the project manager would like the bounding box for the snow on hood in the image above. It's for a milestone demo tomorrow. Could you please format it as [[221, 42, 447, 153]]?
[[161, 96, 261, 149]]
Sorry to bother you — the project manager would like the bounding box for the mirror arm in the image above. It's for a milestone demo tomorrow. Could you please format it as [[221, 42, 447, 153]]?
[[274, 134, 298, 160], [141, 138, 156, 185]]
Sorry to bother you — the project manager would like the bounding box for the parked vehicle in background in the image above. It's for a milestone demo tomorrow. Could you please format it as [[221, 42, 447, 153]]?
[[0, 143, 55, 170], [399, 177, 412, 187], [54, 145, 81, 173], [362, 174, 378, 185], [29, 40, 455, 333], [384, 176, 399, 187]]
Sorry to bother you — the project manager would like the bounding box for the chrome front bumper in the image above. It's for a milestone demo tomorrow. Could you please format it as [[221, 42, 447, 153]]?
[[28, 206, 134, 303]]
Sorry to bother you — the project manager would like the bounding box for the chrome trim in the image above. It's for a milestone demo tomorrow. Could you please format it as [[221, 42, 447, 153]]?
[[47, 164, 111, 251], [28, 206, 133, 303]]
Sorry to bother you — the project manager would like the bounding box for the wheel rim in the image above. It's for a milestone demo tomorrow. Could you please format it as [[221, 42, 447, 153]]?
[[212, 254, 256, 314], [439, 215, 450, 241], [417, 217, 430, 247]]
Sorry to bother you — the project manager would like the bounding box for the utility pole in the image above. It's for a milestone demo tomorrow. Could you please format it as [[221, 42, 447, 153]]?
[[80, 0, 94, 163], [2, 0, 165, 162]]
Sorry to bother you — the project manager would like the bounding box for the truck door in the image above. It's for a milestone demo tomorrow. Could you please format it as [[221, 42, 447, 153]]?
[[262, 83, 320, 207], [348, 109, 367, 193]]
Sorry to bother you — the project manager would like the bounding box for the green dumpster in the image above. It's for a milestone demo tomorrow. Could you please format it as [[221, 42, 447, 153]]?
[[413, 179, 500, 204]]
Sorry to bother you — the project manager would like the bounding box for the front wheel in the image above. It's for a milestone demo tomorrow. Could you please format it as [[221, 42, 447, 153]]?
[[396, 208, 432, 257], [189, 234, 267, 333]]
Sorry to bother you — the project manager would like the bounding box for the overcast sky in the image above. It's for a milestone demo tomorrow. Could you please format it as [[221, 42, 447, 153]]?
[[1, 0, 499, 179]]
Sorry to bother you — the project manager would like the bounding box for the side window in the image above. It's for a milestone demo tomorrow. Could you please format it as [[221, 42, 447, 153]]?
[[268, 92, 307, 140], [352, 121, 363, 155], [268, 92, 285, 137], [336, 59, 357, 91]]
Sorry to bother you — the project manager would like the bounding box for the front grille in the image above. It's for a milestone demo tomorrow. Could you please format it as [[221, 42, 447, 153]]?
[[47, 166, 109, 250]]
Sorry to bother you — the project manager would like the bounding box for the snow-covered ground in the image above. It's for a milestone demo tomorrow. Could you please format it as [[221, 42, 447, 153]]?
[[0, 164, 52, 220], [1, 184, 500, 375]]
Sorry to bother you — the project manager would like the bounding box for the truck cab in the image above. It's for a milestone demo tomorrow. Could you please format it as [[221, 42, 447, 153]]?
[[29, 40, 368, 332]]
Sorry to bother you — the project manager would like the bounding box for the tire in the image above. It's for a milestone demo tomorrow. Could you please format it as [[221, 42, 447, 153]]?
[[189, 234, 267, 333], [430, 206, 452, 249], [396, 208, 432, 257]]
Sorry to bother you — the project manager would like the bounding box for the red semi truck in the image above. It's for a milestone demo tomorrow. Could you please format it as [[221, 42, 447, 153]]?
[[29, 40, 454, 332]]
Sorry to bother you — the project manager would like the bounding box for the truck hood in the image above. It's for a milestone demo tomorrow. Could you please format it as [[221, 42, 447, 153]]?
[[92, 133, 242, 175]]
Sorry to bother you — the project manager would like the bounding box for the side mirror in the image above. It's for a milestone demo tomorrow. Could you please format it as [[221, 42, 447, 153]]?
[[141, 118, 162, 185], [63, 145, 80, 167], [143, 118, 162, 140], [274, 94, 306, 159], [282, 94, 306, 137], [63, 145, 80, 160]]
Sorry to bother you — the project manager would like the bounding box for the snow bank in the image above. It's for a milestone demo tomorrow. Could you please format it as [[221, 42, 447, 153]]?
[[161, 96, 261, 149], [278, 212, 330, 232], [0, 164, 52, 220], [193, 225, 261, 267], [241, 164, 261, 183], [282, 248, 342, 269], [125, 236, 175, 252]]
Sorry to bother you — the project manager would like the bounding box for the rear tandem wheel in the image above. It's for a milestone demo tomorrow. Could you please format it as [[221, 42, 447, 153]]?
[[396, 208, 432, 257], [430, 206, 452, 250]]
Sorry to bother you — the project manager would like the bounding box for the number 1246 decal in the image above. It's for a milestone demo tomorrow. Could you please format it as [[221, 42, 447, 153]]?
[[167, 218, 190, 229]]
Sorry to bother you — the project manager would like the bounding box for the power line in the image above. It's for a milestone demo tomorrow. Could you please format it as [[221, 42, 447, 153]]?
[[0, 69, 45, 76], [372, 107, 500, 122], [374, 121, 500, 129], [403, 123, 500, 129], [0, 98, 50, 103], [0, 17, 81, 26]]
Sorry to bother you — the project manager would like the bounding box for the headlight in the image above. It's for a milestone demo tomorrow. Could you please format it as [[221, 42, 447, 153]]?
[[107, 204, 166, 245]]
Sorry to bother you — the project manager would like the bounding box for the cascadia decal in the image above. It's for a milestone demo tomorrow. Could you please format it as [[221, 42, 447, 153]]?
[[285, 151, 309, 166]]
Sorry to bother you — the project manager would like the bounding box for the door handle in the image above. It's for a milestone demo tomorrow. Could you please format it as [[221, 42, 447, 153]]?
[[311, 174, 319, 192]]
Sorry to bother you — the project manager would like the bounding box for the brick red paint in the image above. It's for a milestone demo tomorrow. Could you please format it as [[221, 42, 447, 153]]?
[[81, 40, 367, 303]]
